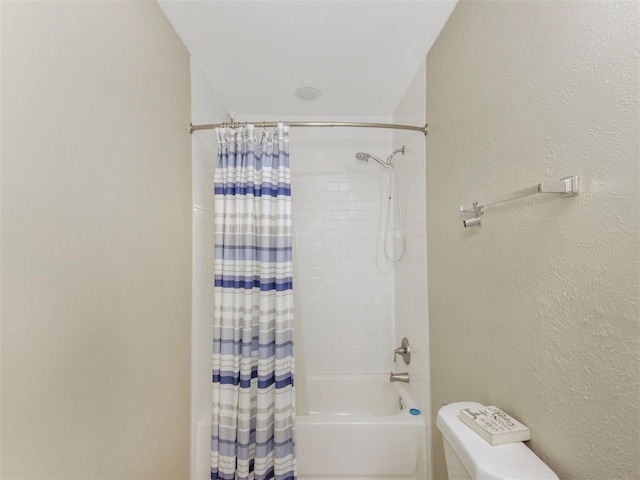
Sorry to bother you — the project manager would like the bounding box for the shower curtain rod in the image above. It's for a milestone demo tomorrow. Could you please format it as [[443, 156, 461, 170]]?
[[189, 121, 429, 136]]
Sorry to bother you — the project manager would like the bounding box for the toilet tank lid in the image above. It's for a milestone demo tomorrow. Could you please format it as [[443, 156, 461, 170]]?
[[437, 402, 559, 480]]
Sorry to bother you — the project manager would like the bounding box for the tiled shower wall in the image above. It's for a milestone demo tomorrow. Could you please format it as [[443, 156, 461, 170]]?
[[392, 61, 431, 478], [292, 124, 396, 373], [393, 62, 429, 414], [238, 115, 397, 374]]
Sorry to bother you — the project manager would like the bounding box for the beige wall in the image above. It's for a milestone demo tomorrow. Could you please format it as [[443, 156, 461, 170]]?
[[426, 2, 639, 479], [1, 2, 192, 478]]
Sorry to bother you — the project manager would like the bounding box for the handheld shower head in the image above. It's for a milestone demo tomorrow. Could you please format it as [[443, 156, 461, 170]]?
[[355, 152, 371, 162], [355, 152, 389, 167], [354, 146, 408, 264], [356, 146, 405, 168]]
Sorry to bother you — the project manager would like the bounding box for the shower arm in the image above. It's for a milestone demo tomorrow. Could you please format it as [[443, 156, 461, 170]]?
[[389, 146, 405, 159]]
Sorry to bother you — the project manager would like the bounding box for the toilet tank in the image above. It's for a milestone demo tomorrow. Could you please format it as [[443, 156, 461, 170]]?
[[436, 402, 558, 480]]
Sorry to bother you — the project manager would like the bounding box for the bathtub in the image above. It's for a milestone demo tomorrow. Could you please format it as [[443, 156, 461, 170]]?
[[195, 375, 426, 480], [296, 374, 426, 479]]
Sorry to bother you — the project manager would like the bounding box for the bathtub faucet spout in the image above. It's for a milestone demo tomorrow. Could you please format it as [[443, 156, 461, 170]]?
[[389, 371, 410, 383]]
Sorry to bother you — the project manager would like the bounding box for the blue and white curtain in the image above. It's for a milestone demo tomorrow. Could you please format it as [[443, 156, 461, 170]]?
[[212, 123, 297, 480]]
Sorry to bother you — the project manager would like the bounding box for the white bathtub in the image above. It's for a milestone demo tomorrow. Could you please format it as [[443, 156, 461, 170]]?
[[195, 375, 426, 480], [296, 374, 426, 479]]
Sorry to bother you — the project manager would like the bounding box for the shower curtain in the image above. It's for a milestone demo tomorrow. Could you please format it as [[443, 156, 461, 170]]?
[[212, 123, 297, 480]]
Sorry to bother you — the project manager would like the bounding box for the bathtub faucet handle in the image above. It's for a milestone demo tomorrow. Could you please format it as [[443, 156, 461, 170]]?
[[393, 337, 411, 365]]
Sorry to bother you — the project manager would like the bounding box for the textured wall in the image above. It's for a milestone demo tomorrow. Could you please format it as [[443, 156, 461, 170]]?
[[426, 1, 639, 479], [1, 2, 192, 478]]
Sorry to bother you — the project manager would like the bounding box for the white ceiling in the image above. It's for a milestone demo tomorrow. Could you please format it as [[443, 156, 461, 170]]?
[[158, 1, 457, 116]]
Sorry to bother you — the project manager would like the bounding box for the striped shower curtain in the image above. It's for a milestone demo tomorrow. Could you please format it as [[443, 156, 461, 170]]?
[[212, 123, 297, 480]]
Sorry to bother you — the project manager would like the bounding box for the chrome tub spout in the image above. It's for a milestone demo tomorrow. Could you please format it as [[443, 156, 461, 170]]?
[[389, 372, 410, 383]]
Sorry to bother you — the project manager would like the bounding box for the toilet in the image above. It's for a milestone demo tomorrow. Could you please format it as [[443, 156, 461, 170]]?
[[437, 402, 559, 480]]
